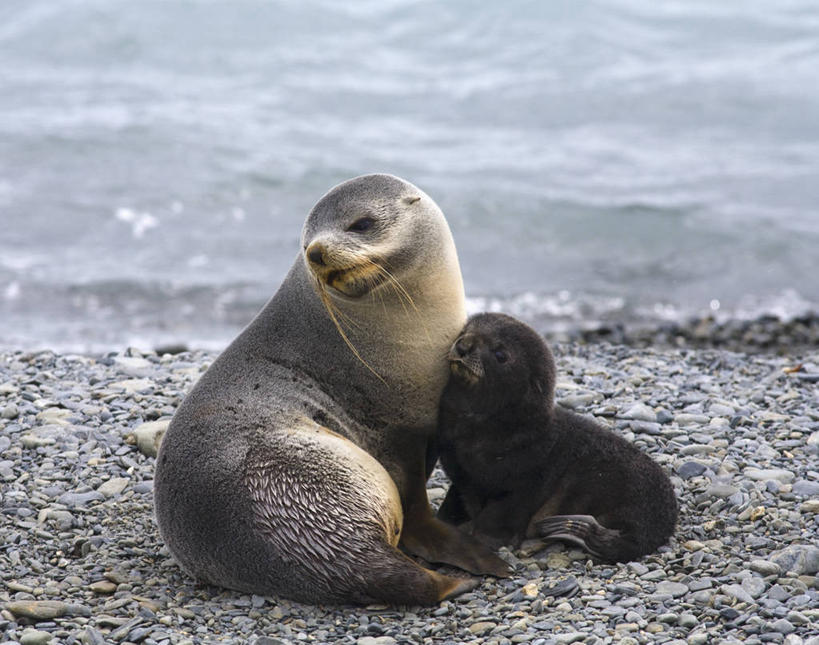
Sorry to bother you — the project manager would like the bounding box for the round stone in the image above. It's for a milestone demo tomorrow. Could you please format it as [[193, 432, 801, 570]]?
[[89, 580, 117, 594], [133, 420, 169, 458], [678, 462, 708, 479], [749, 560, 781, 576], [20, 629, 53, 645], [656, 581, 689, 598], [770, 545, 819, 575], [792, 480, 819, 497], [744, 468, 796, 483], [771, 618, 796, 634], [620, 403, 657, 422]]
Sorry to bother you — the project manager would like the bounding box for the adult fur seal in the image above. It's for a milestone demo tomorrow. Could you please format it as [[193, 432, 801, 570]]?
[[154, 174, 508, 605], [436, 313, 678, 562]]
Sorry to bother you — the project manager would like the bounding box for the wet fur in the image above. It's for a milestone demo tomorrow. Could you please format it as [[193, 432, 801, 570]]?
[[436, 313, 678, 562]]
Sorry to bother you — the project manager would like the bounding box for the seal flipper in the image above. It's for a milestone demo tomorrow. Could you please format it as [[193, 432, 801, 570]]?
[[362, 552, 480, 605], [400, 459, 510, 578], [401, 508, 511, 578], [357, 541, 480, 605], [536, 514, 638, 562]]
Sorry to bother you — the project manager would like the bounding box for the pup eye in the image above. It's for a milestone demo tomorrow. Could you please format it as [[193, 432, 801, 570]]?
[[347, 217, 375, 232], [494, 349, 509, 363]]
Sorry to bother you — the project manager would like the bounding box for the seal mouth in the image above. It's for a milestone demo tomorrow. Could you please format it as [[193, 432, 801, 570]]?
[[447, 352, 484, 385], [317, 264, 388, 299]]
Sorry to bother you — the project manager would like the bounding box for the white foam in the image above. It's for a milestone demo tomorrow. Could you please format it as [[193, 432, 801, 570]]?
[[115, 208, 159, 239]]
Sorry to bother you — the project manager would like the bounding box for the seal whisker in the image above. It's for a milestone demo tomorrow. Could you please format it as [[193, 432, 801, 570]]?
[[312, 274, 361, 331], [316, 279, 386, 385], [369, 257, 419, 314], [368, 257, 432, 343]]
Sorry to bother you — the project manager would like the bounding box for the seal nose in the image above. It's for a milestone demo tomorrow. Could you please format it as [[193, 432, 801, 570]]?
[[454, 334, 475, 357], [306, 242, 326, 267]]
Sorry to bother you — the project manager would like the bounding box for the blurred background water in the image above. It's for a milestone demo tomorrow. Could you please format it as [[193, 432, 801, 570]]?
[[1, 0, 818, 352]]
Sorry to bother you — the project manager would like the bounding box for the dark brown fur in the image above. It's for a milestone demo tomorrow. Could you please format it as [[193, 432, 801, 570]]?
[[436, 313, 678, 562]]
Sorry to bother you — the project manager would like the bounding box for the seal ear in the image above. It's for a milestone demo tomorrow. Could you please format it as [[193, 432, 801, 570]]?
[[403, 195, 421, 205]]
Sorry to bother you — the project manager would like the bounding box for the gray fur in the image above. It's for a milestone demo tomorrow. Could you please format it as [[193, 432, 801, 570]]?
[[154, 174, 482, 605]]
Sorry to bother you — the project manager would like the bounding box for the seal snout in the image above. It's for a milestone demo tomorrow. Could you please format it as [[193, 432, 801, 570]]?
[[447, 333, 475, 362], [306, 241, 327, 267], [447, 333, 484, 384], [453, 334, 475, 358]]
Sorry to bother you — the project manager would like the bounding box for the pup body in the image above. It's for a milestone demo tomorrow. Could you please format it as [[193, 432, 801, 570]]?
[[437, 313, 677, 562]]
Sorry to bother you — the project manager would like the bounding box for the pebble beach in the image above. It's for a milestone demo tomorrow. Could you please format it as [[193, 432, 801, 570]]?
[[1, 340, 818, 645]]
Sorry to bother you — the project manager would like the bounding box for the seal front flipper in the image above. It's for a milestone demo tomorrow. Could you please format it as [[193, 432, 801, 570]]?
[[536, 514, 632, 562], [400, 453, 510, 577], [400, 509, 511, 578]]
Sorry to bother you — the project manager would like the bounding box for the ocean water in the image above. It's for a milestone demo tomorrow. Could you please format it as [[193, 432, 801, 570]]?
[[1, 0, 818, 352]]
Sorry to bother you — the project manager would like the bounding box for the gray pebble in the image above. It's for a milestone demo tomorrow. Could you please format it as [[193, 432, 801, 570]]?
[[768, 584, 792, 602], [706, 483, 739, 498], [20, 629, 53, 645], [678, 461, 708, 479], [58, 490, 104, 507], [770, 545, 819, 576], [97, 477, 129, 498], [656, 581, 689, 598], [678, 613, 699, 628], [620, 403, 657, 422], [791, 480, 819, 497], [133, 420, 169, 458], [356, 638, 396, 645], [722, 584, 756, 605], [656, 409, 674, 424], [741, 576, 766, 598], [771, 619, 796, 634], [750, 560, 782, 577], [744, 468, 796, 483], [806, 431, 819, 455]]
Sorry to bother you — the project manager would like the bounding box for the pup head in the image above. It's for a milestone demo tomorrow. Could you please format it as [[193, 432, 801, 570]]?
[[446, 313, 556, 411]]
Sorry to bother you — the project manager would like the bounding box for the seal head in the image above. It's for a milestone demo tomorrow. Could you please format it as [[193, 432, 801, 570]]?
[[446, 312, 555, 414], [303, 174, 431, 300]]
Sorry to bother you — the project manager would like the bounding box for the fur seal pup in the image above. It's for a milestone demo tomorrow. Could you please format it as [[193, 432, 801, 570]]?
[[154, 174, 508, 606], [436, 313, 678, 562]]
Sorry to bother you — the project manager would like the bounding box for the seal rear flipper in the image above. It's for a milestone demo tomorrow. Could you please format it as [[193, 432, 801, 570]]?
[[360, 545, 480, 605], [536, 514, 641, 563]]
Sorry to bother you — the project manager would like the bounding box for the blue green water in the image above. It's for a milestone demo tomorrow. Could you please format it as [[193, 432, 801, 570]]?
[[2, 0, 818, 351]]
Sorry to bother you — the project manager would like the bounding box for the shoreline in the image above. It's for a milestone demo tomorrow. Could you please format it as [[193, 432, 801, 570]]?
[[552, 313, 819, 356], [1, 345, 818, 644], [3, 311, 819, 360]]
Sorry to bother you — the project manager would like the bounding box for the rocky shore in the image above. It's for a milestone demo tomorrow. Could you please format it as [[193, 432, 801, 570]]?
[[1, 342, 818, 645], [557, 313, 819, 356]]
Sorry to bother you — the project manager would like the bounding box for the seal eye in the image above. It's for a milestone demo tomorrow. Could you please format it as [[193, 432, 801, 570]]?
[[347, 217, 375, 233], [494, 349, 509, 364]]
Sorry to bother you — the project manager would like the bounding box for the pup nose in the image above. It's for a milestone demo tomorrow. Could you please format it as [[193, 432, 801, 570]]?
[[306, 242, 326, 266], [454, 334, 475, 357]]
